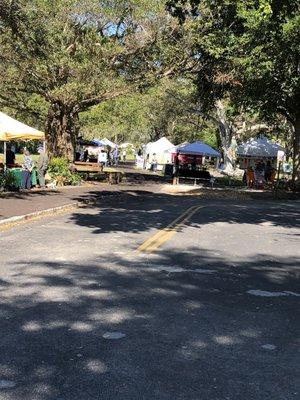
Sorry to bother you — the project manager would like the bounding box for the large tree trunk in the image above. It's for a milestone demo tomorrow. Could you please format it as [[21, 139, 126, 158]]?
[[185, 100, 236, 170], [292, 114, 300, 183], [45, 102, 79, 162], [215, 101, 235, 172]]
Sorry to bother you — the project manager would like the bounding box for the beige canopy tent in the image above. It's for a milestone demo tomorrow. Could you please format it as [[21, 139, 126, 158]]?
[[0, 112, 45, 168]]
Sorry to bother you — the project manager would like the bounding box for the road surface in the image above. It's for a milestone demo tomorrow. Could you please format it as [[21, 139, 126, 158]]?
[[0, 189, 299, 400]]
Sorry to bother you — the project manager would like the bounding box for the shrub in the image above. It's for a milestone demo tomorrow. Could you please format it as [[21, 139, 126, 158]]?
[[48, 157, 81, 186], [0, 170, 18, 190], [216, 176, 245, 187]]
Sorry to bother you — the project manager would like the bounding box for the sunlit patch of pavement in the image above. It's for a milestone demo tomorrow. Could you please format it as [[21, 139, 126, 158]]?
[[247, 289, 300, 297], [102, 332, 126, 340], [148, 265, 216, 274], [261, 344, 276, 350], [0, 380, 16, 389]]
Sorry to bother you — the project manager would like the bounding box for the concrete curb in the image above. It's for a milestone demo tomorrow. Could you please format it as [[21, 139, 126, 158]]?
[[0, 202, 81, 232]]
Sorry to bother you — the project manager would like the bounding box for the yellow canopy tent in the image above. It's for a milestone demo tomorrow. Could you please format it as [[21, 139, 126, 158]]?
[[0, 111, 45, 168], [0, 111, 45, 141]]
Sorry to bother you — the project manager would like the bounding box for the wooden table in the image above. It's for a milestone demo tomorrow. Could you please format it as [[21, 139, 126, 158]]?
[[74, 162, 123, 184]]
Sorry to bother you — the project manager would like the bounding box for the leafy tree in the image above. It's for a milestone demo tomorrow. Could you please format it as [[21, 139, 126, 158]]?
[[79, 92, 152, 144], [166, 0, 300, 178], [233, 0, 300, 180], [80, 78, 219, 147], [0, 0, 169, 160]]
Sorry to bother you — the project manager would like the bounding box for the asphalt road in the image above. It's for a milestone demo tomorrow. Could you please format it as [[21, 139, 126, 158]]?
[[0, 189, 299, 400]]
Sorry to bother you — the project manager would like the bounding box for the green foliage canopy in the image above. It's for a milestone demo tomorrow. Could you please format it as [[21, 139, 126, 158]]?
[[166, 0, 300, 177], [0, 0, 173, 159]]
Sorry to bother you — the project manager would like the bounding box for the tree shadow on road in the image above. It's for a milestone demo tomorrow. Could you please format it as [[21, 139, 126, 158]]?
[[69, 189, 300, 235], [0, 189, 67, 200], [0, 247, 299, 400]]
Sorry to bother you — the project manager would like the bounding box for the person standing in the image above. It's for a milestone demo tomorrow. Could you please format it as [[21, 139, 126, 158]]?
[[173, 152, 180, 185], [98, 149, 108, 169], [254, 163, 265, 189], [144, 153, 149, 170], [264, 160, 273, 183], [21, 150, 34, 190], [6, 144, 16, 166], [37, 146, 48, 188], [83, 148, 88, 162], [151, 153, 157, 172], [112, 147, 119, 166], [122, 149, 126, 162], [246, 167, 254, 188], [191, 156, 197, 171]]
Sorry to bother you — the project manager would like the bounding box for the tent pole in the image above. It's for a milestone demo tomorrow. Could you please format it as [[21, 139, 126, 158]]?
[[3, 141, 7, 171]]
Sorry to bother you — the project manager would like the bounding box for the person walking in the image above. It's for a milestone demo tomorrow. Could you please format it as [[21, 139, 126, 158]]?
[[21, 149, 34, 190], [37, 146, 48, 188], [112, 147, 119, 166]]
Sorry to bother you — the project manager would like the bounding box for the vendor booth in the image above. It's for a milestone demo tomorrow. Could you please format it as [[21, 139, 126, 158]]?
[[173, 141, 220, 164], [0, 111, 45, 166], [237, 136, 284, 169], [170, 141, 220, 184], [144, 137, 174, 169], [76, 139, 103, 162], [0, 112, 44, 142], [0, 112, 45, 188]]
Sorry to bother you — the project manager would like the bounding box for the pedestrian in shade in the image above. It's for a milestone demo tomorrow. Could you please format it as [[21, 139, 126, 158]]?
[[21, 149, 34, 190], [37, 145, 48, 189]]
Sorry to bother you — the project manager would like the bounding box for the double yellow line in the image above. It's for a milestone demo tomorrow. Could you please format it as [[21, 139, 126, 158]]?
[[137, 205, 203, 254]]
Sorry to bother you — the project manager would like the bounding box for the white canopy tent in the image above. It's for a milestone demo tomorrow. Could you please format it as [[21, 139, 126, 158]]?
[[145, 137, 174, 164], [0, 112, 45, 168], [93, 137, 117, 148], [102, 138, 117, 147], [237, 136, 284, 158], [176, 141, 221, 157], [236, 136, 284, 169]]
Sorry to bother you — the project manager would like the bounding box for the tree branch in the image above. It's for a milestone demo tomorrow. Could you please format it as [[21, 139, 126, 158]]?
[[166, 89, 220, 126], [0, 98, 43, 120], [78, 88, 131, 111]]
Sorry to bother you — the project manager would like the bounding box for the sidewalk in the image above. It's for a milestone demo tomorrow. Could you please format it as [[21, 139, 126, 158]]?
[[0, 184, 116, 221], [0, 180, 170, 224]]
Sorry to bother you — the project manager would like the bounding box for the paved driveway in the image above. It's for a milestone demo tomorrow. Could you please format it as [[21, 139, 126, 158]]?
[[0, 191, 299, 400]]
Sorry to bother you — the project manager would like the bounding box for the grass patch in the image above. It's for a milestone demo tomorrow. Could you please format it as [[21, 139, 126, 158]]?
[[0, 153, 39, 164]]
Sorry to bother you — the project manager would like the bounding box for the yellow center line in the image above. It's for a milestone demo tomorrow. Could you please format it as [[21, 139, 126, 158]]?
[[136, 205, 204, 254], [137, 205, 198, 252]]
